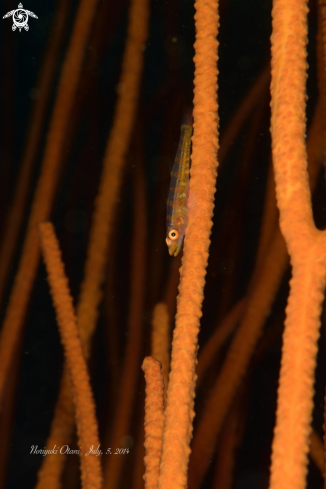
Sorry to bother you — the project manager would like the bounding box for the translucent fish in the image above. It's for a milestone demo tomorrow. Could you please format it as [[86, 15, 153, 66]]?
[[166, 110, 192, 256]]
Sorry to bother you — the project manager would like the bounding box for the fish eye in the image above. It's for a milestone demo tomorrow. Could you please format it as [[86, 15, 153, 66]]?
[[168, 229, 179, 240]]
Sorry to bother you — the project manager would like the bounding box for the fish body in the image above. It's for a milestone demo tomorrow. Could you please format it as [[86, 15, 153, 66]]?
[[166, 111, 192, 256]]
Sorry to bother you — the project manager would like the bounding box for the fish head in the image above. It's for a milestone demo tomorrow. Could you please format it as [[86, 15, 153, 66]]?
[[166, 227, 184, 257]]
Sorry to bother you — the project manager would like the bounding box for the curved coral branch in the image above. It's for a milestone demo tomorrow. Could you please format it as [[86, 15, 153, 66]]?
[[270, 1, 326, 488]]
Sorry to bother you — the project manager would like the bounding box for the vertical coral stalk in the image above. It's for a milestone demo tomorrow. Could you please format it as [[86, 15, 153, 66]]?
[[142, 357, 165, 489], [270, 1, 326, 488], [38, 222, 102, 489], [157, 0, 219, 486], [317, 0, 326, 162]]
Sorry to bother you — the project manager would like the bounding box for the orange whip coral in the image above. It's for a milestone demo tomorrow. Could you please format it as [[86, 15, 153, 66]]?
[[157, 0, 219, 486], [142, 357, 165, 489], [270, 0, 326, 488], [38, 222, 102, 489], [151, 303, 170, 397]]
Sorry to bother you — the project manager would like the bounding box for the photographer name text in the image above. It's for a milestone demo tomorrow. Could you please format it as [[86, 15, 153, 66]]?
[[30, 445, 129, 456]]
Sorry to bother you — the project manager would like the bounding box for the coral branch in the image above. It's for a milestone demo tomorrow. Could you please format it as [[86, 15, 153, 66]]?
[[39, 222, 102, 489], [270, 0, 313, 242], [270, 1, 326, 488], [157, 0, 219, 486], [142, 357, 165, 489]]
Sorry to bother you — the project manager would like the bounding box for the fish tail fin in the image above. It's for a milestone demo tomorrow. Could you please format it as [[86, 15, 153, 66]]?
[[181, 107, 193, 127]]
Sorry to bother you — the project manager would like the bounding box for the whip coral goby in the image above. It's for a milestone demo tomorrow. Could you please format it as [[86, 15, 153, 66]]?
[[166, 110, 192, 257]]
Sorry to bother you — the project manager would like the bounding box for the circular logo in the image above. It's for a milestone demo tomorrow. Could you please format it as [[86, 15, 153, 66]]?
[[13, 9, 28, 28]]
